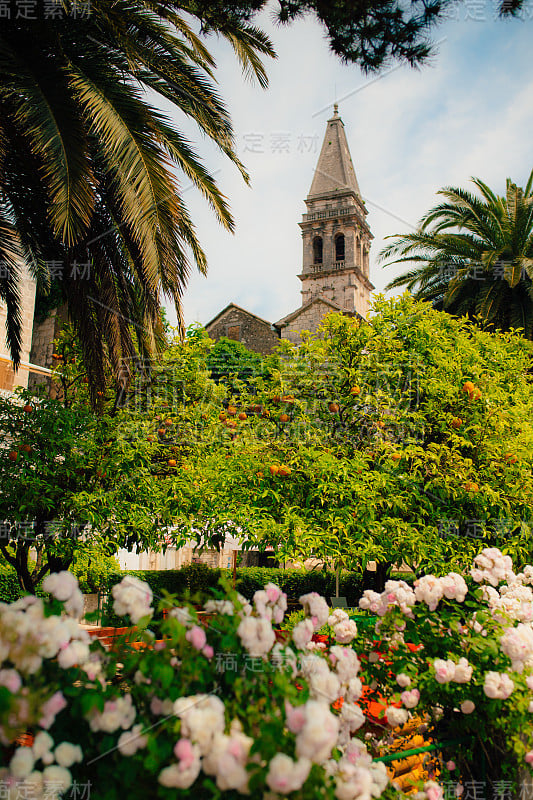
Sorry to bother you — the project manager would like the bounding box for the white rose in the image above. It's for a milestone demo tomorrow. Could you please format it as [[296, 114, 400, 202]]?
[[54, 743, 83, 768], [10, 747, 35, 779], [43, 765, 72, 794], [386, 706, 409, 728]]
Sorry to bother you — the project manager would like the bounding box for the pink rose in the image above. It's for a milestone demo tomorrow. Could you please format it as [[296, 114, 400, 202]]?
[[285, 701, 306, 733], [0, 670, 22, 694], [525, 751, 533, 765], [426, 785, 442, 800], [174, 738, 195, 769], [447, 761, 456, 771], [460, 700, 475, 714], [185, 626, 206, 651], [39, 691, 67, 729], [401, 689, 420, 708], [266, 585, 281, 603], [202, 645, 214, 659]]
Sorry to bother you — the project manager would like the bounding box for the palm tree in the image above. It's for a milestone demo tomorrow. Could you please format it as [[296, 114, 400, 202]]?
[[380, 171, 533, 336], [0, 1, 274, 403]]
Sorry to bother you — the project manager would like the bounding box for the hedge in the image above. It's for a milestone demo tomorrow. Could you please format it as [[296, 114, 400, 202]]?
[[0, 564, 363, 614], [0, 572, 47, 603]]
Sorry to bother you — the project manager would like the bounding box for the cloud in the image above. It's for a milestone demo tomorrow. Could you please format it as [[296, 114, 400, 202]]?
[[160, 6, 533, 328]]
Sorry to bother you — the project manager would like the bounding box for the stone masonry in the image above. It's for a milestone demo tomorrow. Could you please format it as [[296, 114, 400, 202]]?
[[0, 262, 36, 392], [205, 303, 280, 355], [274, 104, 374, 340]]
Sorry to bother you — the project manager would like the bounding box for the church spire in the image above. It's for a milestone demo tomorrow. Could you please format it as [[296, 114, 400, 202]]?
[[307, 105, 361, 200]]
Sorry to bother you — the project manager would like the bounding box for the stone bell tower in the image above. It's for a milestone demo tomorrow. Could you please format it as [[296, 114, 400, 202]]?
[[275, 105, 374, 343]]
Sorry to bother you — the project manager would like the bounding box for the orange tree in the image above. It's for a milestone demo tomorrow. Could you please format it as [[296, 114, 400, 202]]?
[[10, 297, 533, 591], [166, 295, 533, 582], [0, 324, 224, 594], [0, 388, 182, 593]]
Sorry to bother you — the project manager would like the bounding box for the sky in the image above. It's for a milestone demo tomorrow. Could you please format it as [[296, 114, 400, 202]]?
[[161, 2, 533, 330]]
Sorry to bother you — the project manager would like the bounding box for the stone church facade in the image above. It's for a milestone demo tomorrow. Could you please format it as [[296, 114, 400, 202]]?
[[207, 105, 374, 349]]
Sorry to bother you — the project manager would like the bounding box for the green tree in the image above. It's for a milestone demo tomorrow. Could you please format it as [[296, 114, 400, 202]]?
[[0, 1, 274, 400], [167, 296, 533, 583], [0, 390, 181, 593], [184, 0, 524, 72], [207, 336, 277, 384], [381, 171, 533, 336]]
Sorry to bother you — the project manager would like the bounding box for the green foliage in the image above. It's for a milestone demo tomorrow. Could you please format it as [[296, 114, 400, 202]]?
[[207, 336, 277, 385], [70, 547, 120, 594], [0, 389, 183, 593], [185, 0, 524, 72], [98, 566, 362, 614], [170, 295, 533, 578], [382, 171, 533, 336], [0, 1, 274, 388], [0, 572, 22, 604]]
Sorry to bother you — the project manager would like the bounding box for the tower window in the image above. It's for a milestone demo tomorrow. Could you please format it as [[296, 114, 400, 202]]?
[[313, 236, 323, 265], [335, 233, 345, 261]]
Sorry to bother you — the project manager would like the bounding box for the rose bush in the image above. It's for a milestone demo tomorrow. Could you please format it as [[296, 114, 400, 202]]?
[[355, 547, 533, 793], [3, 547, 533, 798], [0, 573, 411, 800]]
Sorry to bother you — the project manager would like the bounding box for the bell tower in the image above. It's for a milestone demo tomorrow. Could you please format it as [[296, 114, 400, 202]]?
[[275, 105, 373, 342], [300, 104, 373, 316]]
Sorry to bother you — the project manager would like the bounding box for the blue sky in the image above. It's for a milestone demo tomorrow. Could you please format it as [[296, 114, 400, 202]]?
[[161, 2, 533, 329]]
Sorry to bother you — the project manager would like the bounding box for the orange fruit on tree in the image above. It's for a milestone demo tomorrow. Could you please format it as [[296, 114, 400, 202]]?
[[23, 404, 33, 414], [278, 465, 291, 477], [328, 402, 340, 413], [164, 418, 173, 427], [269, 464, 279, 476], [472, 388, 482, 401], [261, 410, 270, 418], [8, 451, 18, 462], [282, 395, 294, 403], [227, 406, 237, 416], [219, 412, 227, 421], [450, 417, 462, 429], [279, 413, 289, 423], [147, 435, 155, 442], [350, 386, 360, 396], [238, 412, 247, 421], [21, 444, 32, 454], [462, 381, 475, 395], [504, 453, 517, 464], [271, 395, 281, 404], [464, 481, 479, 493], [158, 428, 166, 436], [227, 420, 237, 429], [168, 459, 177, 467], [256, 471, 264, 478], [390, 453, 401, 462]]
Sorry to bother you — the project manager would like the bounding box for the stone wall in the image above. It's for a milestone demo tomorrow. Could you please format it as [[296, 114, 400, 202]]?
[[0, 265, 36, 392], [206, 306, 280, 355], [280, 300, 342, 345], [300, 269, 371, 317]]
